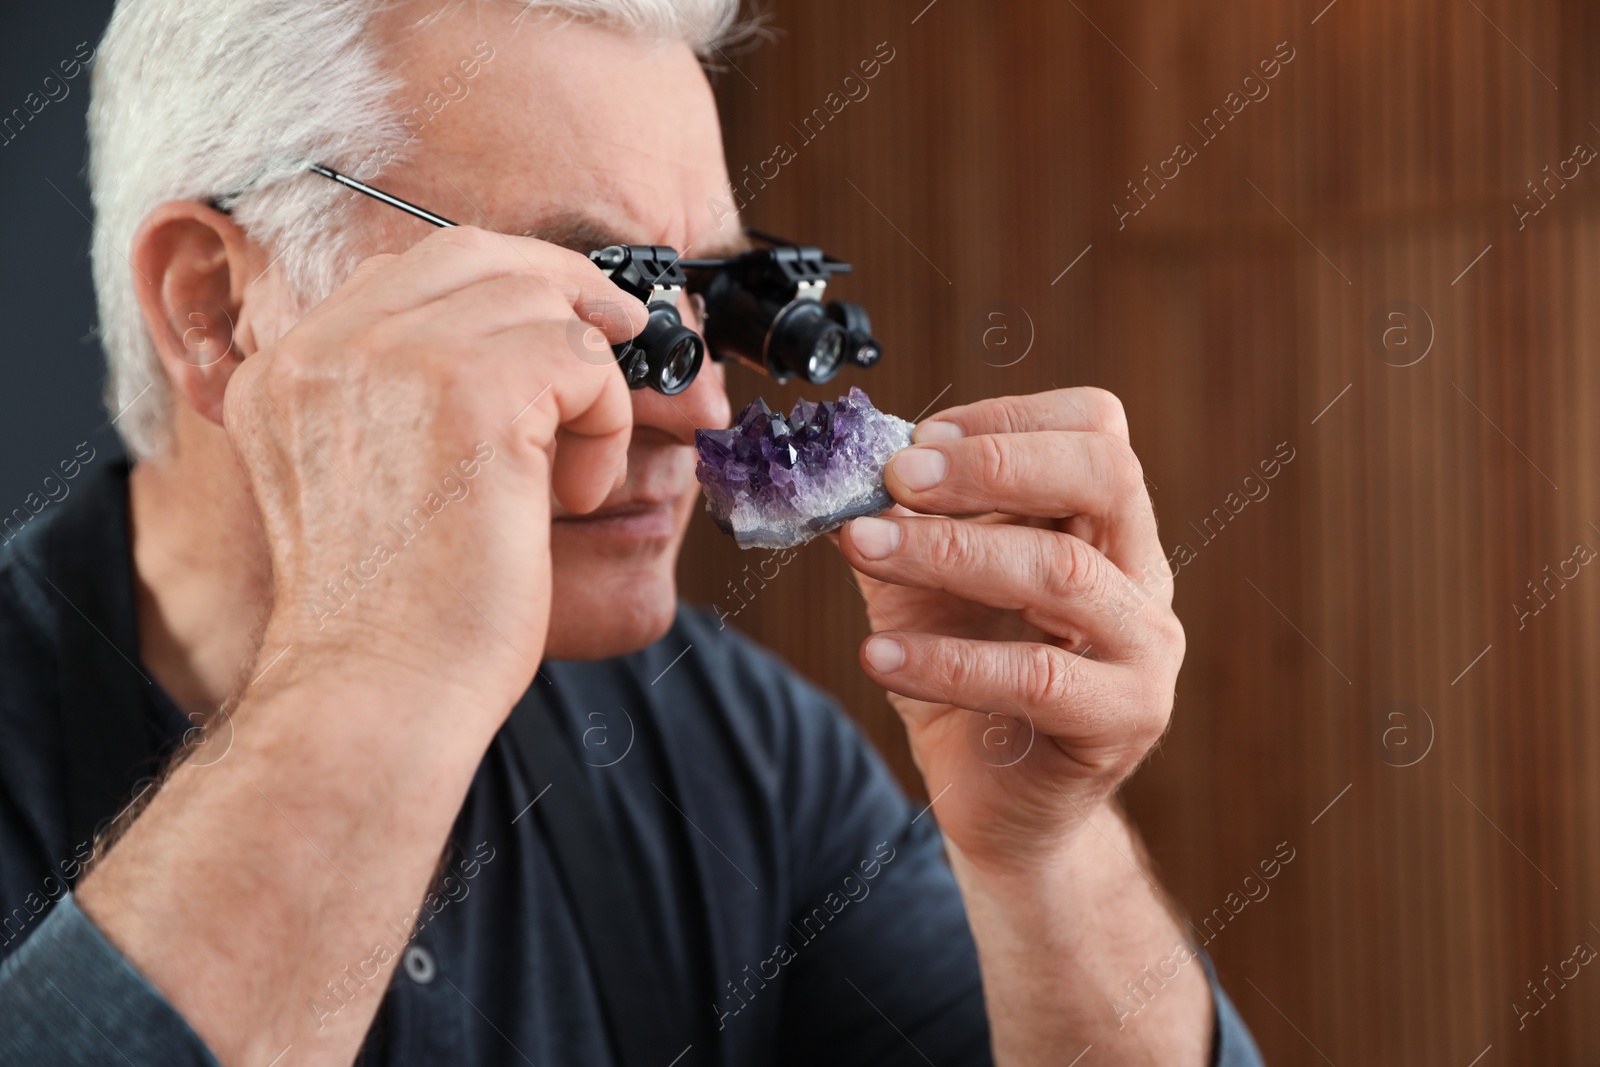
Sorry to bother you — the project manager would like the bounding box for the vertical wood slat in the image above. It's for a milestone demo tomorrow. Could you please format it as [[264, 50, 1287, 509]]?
[[678, 1, 1600, 1060]]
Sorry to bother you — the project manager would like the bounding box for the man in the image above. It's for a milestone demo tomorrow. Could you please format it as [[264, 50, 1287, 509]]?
[[0, 0, 1262, 1064]]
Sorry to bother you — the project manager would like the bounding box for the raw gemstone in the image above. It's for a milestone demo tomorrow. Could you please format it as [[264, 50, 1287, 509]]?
[[695, 386, 914, 550]]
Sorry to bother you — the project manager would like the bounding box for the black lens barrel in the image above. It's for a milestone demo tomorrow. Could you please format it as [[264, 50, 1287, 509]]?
[[589, 245, 704, 395], [692, 245, 877, 385], [769, 300, 847, 383], [613, 303, 702, 395], [825, 301, 882, 369]]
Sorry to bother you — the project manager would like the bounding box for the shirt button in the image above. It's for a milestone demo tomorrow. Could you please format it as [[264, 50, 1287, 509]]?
[[403, 944, 437, 985]]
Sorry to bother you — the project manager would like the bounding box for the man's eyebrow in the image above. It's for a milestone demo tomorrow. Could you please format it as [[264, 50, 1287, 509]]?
[[513, 213, 629, 255], [512, 211, 755, 260], [696, 232, 757, 260]]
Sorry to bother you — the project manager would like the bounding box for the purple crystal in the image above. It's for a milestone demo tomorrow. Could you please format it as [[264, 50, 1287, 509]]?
[[695, 387, 914, 550]]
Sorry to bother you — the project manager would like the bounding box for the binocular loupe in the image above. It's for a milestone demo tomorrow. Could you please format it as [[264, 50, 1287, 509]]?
[[305, 165, 883, 397], [588, 239, 882, 396]]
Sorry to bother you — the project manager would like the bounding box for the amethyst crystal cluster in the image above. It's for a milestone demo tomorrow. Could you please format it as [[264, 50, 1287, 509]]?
[[695, 387, 913, 550]]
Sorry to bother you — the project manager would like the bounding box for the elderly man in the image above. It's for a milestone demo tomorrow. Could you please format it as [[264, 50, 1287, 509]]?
[[0, 1, 1261, 1064]]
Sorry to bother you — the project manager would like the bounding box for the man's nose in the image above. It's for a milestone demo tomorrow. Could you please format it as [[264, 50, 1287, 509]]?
[[629, 356, 732, 446]]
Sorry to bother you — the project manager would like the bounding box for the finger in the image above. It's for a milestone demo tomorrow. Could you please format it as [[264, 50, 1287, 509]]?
[[415, 271, 644, 347], [550, 423, 634, 512], [859, 630, 1162, 751], [914, 387, 1131, 444], [883, 431, 1164, 576], [470, 323, 635, 513], [840, 515, 1159, 654], [345, 226, 649, 338]]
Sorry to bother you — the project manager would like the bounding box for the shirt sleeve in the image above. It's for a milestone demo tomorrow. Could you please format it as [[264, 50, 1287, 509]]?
[[0, 892, 220, 1066]]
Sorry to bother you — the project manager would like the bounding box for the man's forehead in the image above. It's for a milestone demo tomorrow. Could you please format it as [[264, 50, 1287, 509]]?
[[384, 9, 738, 256]]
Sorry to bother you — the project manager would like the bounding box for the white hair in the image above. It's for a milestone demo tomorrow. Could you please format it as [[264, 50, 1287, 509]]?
[[88, 0, 746, 459]]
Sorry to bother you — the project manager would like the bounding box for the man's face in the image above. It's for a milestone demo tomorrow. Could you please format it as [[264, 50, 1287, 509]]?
[[358, 6, 739, 659]]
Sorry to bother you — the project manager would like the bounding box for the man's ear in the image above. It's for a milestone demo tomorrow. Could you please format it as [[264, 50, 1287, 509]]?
[[129, 201, 270, 427]]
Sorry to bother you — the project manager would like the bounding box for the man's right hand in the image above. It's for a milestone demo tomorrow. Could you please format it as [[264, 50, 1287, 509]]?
[[224, 225, 648, 717], [74, 226, 649, 1065]]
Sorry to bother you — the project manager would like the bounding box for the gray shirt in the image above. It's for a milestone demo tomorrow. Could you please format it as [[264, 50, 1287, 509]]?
[[0, 456, 1264, 1065]]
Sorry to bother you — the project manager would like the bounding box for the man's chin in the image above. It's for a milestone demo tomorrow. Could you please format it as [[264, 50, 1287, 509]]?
[[545, 562, 680, 661]]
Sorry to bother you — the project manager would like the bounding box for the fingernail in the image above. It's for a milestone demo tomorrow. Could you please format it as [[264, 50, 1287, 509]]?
[[864, 635, 905, 673], [913, 419, 963, 443], [892, 447, 947, 491], [849, 516, 901, 560]]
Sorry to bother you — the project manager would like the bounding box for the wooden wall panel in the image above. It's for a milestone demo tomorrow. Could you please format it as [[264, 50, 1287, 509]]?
[[678, 1, 1600, 1061]]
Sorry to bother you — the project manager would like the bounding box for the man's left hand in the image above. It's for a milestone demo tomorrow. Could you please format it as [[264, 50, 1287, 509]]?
[[838, 387, 1184, 874]]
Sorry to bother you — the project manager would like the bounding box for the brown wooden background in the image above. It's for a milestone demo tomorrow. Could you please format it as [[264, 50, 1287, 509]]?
[[678, 1, 1600, 1062]]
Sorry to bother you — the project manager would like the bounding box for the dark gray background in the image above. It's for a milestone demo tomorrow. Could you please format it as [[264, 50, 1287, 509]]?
[[1, 2, 121, 516]]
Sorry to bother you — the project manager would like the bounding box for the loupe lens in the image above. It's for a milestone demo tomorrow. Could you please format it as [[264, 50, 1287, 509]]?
[[808, 329, 844, 381], [613, 304, 704, 395], [770, 301, 847, 384], [660, 333, 702, 394]]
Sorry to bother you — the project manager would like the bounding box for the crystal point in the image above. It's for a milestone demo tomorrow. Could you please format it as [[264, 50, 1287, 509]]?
[[695, 387, 913, 550]]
